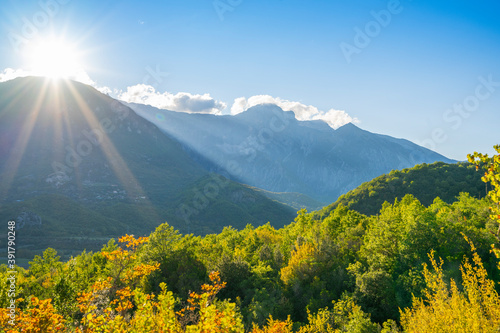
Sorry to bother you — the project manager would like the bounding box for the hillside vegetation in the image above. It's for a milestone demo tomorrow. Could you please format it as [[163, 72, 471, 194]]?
[[319, 162, 486, 217], [1, 146, 500, 332]]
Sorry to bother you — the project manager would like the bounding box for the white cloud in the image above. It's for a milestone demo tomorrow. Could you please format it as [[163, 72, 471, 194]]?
[[230, 95, 359, 129], [71, 69, 96, 86], [311, 109, 358, 129], [0, 68, 31, 82], [118, 84, 227, 114], [70, 71, 114, 96]]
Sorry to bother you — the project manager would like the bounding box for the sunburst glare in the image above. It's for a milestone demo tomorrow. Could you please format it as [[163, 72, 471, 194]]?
[[24, 37, 83, 79]]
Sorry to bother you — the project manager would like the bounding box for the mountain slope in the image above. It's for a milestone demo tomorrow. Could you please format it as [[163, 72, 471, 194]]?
[[128, 102, 456, 204], [314, 161, 487, 217], [0, 77, 296, 258]]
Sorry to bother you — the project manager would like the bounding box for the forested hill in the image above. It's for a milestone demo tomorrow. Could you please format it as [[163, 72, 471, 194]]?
[[317, 162, 487, 217]]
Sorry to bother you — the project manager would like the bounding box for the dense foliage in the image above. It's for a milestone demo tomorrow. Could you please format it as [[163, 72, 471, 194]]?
[[2, 147, 500, 332], [321, 162, 486, 216]]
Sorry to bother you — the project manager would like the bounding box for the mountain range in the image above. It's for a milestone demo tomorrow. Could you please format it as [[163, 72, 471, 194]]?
[[0, 76, 456, 260], [0, 77, 295, 258], [128, 102, 455, 205]]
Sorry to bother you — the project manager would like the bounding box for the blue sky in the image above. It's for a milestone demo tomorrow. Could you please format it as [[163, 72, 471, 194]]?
[[0, 0, 499, 160]]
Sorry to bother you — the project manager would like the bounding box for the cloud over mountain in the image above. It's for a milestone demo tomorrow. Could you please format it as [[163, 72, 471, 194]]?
[[230, 95, 358, 129], [1, 68, 356, 128], [0, 68, 30, 82], [118, 84, 227, 114]]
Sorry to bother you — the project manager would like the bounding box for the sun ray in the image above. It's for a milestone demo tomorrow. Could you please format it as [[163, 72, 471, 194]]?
[[0, 79, 51, 200], [47, 80, 75, 177], [64, 81, 148, 202]]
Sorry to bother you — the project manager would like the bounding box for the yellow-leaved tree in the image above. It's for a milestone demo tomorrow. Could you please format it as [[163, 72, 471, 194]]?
[[468, 145, 500, 241], [400, 237, 500, 332], [401, 146, 500, 332]]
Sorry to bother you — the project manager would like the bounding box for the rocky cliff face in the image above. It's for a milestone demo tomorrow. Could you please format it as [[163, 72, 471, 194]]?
[[16, 210, 42, 229]]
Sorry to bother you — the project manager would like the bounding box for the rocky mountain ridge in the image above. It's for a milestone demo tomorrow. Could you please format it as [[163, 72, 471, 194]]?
[[128, 102, 456, 204]]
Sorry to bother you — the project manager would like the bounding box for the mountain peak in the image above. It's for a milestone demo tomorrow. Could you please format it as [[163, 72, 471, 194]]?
[[234, 103, 296, 126], [240, 103, 295, 117], [336, 122, 360, 131]]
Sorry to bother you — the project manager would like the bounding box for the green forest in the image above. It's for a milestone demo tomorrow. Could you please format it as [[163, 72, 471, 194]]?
[[322, 161, 488, 217], [1, 146, 500, 332]]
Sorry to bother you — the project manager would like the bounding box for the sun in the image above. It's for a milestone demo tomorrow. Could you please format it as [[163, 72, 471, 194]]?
[[25, 37, 83, 79]]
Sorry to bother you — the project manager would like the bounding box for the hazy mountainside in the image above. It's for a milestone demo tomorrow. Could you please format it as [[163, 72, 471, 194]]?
[[0, 77, 296, 258], [128, 103, 456, 204], [315, 161, 487, 217]]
